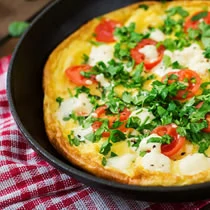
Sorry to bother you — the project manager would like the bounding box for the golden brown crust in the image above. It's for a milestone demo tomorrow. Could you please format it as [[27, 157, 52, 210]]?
[[43, 1, 210, 186]]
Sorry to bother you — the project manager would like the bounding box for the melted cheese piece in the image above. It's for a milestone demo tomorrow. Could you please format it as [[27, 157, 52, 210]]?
[[179, 153, 210, 175], [130, 108, 155, 125], [141, 150, 171, 173], [139, 45, 159, 62], [57, 93, 93, 122], [166, 44, 209, 75], [150, 29, 165, 42], [123, 63, 133, 72], [96, 73, 110, 87], [153, 43, 210, 77], [88, 45, 114, 66], [73, 126, 93, 142], [138, 134, 161, 152], [107, 154, 136, 173], [152, 57, 178, 77]]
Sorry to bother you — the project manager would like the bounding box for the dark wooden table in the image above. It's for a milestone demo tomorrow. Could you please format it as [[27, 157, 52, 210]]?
[[0, 0, 52, 57]]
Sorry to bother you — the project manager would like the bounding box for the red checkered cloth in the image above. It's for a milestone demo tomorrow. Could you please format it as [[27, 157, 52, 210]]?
[[0, 55, 210, 209]]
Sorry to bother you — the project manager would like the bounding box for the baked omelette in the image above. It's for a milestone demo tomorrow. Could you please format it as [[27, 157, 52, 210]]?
[[43, 1, 210, 186]]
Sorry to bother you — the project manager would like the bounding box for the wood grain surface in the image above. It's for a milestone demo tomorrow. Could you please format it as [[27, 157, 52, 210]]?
[[0, 0, 52, 57]]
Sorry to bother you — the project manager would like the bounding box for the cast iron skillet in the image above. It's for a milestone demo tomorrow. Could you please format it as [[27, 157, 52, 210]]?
[[7, 0, 210, 202]]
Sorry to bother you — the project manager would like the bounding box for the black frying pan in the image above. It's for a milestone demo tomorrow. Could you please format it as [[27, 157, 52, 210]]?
[[7, 0, 210, 202]]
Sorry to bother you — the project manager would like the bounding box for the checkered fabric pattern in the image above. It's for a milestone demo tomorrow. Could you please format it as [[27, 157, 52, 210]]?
[[0, 55, 210, 209]]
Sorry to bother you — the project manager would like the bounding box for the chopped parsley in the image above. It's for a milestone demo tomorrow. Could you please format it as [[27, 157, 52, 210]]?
[[191, 11, 208, 21], [110, 152, 118, 157], [203, 47, 210, 59], [111, 121, 123, 129], [171, 61, 184, 69], [166, 6, 189, 18], [56, 97, 63, 106], [102, 157, 107, 166], [188, 28, 201, 40], [109, 130, 126, 143], [114, 23, 149, 61], [162, 38, 190, 51], [75, 86, 90, 97], [199, 22, 210, 48], [100, 140, 112, 155], [139, 4, 149, 10], [63, 115, 71, 121], [163, 55, 171, 68], [89, 40, 104, 46], [126, 117, 142, 130], [68, 133, 80, 146], [82, 54, 89, 64], [122, 91, 133, 104], [147, 134, 172, 144], [139, 151, 147, 157]]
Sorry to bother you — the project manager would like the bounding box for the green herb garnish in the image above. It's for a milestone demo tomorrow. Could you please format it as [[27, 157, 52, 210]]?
[[102, 157, 107, 166], [56, 97, 63, 106], [139, 4, 149, 10], [8, 21, 29, 37], [100, 140, 112, 155], [166, 6, 189, 18], [203, 47, 210, 59], [82, 54, 89, 64], [68, 134, 80, 146], [191, 11, 208, 21]]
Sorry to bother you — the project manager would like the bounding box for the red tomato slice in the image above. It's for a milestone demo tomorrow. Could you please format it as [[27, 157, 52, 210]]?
[[65, 64, 96, 86], [95, 105, 107, 117], [92, 121, 102, 131], [184, 11, 210, 32], [195, 102, 210, 133], [108, 116, 128, 133], [162, 69, 201, 100], [152, 124, 186, 157], [195, 101, 204, 109], [130, 38, 165, 70], [95, 19, 121, 43], [92, 107, 131, 136], [91, 121, 110, 137], [108, 108, 131, 128], [119, 108, 131, 121]]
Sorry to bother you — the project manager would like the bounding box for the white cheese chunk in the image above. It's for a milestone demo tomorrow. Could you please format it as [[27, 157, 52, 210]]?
[[152, 65, 178, 77], [95, 73, 110, 88], [107, 154, 136, 172], [130, 108, 155, 125], [72, 93, 93, 116], [88, 45, 114, 66], [150, 29, 165, 42], [85, 80, 93, 85], [152, 49, 180, 77], [152, 43, 210, 77], [123, 63, 133, 72], [138, 45, 158, 62], [138, 134, 161, 153], [179, 153, 210, 175], [57, 93, 93, 122], [167, 44, 209, 75], [73, 126, 93, 142], [141, 150, 171, 173]]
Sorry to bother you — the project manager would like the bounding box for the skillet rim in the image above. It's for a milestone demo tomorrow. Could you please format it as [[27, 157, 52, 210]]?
[[6, 0, 210, 201]]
